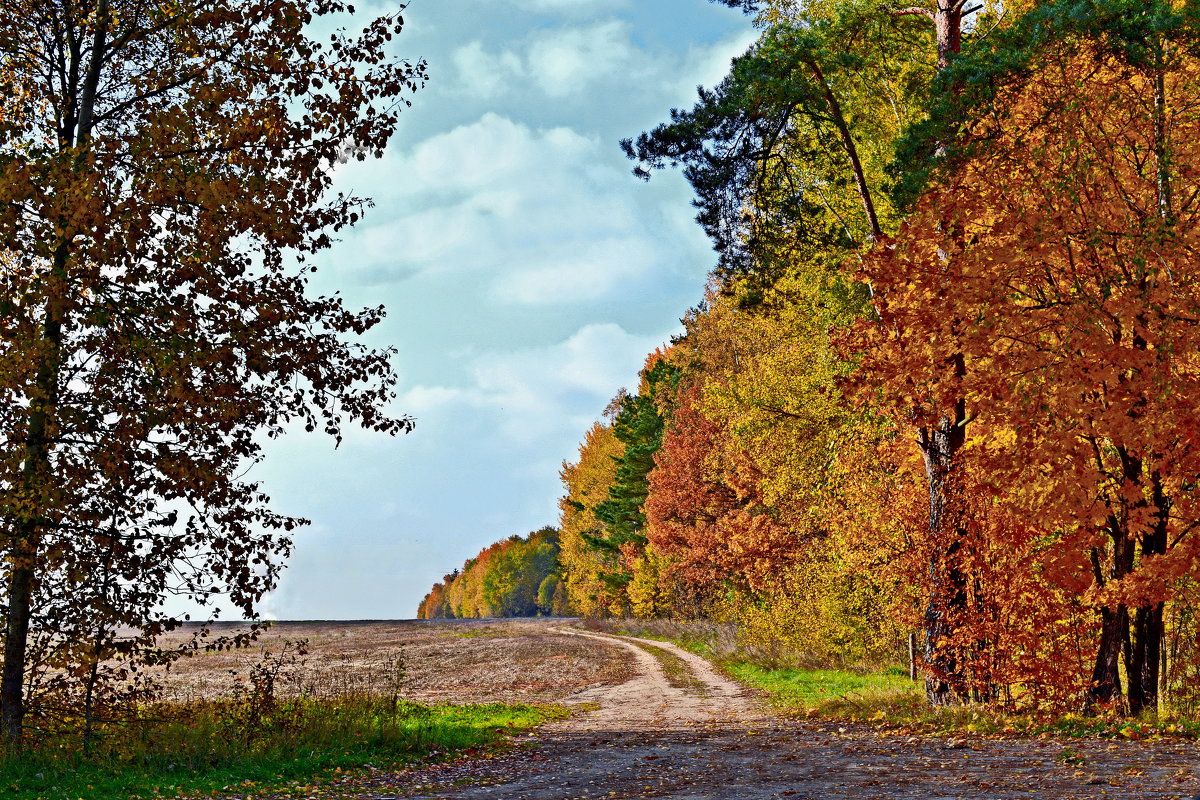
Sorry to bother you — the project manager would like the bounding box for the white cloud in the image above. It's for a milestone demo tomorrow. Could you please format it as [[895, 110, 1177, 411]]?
[[448, 20, 645, 101], [241, 0, 756, 621], [665, 27, 758, 104], [339, 113, 682, 304], [508, 0, 626, 10], [493, 236, 661, 304], [400, 322, 665, 441], [450, 41, 524, 99], [447, 21, 755, 106], [526, 21, 640, 96]]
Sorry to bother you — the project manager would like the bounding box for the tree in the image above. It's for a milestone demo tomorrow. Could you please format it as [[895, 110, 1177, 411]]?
[[856, 0, 1200, 712], [623, 10, 931, 290], [0, 0, 424, 741], [418, 529, 565, 619], [660, 287, 920, 667], [624, 0, 1002, 702], [558, 421, 626, 616], [592, 355, 681, 561]]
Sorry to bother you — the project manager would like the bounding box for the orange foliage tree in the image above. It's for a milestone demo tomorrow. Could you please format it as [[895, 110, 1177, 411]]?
[[855, 4, 1200, 712]]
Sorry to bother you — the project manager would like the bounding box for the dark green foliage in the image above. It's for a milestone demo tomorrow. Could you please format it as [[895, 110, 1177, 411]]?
[[622, 12, 931, 289], [621, 29, 837, 283], [711, 0, 760, 12], [592, 359, 682, 553]]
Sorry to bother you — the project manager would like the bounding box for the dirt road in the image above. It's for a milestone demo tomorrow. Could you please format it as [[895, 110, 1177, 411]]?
[[358, 623, 1200, 800]]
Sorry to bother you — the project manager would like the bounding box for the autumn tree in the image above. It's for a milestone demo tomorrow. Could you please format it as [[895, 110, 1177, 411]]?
[[858, 0, 1200, 712], [558, 421, 626, 616], [635, 0, 1046, 704], [657, 287, 918, 666], [591, 356, 680, 571], [0, 0, 424, 740], [623, 10, 931, 291]]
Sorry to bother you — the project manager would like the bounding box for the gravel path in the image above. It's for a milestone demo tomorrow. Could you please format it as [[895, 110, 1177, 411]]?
[[359, 627, 1200, 800]]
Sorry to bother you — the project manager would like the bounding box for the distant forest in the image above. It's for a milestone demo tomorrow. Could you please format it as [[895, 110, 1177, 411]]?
[[417, 527, 571, 619]]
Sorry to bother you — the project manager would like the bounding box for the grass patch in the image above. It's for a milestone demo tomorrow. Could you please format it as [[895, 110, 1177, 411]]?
[[728, 662, 917, 714], [730, 661, 1200, 739], [587, 619, 1200, 739], [1, 697, 565, 800], [632, 642, 708, 695], [454, 628, 505, 639]]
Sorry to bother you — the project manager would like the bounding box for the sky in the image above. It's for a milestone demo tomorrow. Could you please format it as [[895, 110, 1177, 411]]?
[[247, 0, 758, 620]]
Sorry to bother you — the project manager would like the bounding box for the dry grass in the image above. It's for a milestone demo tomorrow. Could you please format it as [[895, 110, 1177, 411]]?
[[150, 618, 635, 704]]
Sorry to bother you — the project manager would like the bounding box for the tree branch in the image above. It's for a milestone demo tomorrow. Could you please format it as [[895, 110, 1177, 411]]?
[[889, 6, 936, 21]]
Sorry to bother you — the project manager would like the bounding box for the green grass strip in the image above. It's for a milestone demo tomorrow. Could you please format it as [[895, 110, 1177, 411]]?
[[726, 662, 916, 713], [1, 698, 566, 800]]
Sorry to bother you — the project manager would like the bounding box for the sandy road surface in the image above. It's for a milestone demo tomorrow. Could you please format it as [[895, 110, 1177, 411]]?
[[351, 624, 1200, 800]]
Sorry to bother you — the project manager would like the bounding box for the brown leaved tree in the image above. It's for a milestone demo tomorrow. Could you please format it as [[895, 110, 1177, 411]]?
[[0, 0, 424, 742]]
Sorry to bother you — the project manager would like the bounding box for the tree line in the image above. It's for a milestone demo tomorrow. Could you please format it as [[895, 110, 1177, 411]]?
[[416, 528, 572, 620], [434, 0, 1200, 718]]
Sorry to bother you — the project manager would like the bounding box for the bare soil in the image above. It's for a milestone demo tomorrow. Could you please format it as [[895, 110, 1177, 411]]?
[[184, 618, 1200, 800], [152, 618, 633, 704]]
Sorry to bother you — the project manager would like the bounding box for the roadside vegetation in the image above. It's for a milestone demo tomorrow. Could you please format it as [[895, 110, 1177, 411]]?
[[1, 625, 585, 800], [592, 618, 1200, 741], [444, 0, 1200, 733], [2, 697, 558, 800], [418, 528, 572, 620]]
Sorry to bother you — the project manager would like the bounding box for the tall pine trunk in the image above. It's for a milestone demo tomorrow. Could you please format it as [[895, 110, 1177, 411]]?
[[898, 0, 971, 708]]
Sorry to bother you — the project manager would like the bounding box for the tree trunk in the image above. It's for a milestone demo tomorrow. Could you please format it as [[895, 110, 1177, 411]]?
[[805, 59, 883, 242], [1, 0, 108, 744], [1089, 603, 1128, 707], [934, 5, 963, 71], [1, 240, 69, 745], [0, 558, 36, 744], [1124, 48, 1173, 720], [1088, 523, 1136, 709], [1130, 603, 1164, 716], [1129, 477, 1169, 715], [887, 0, 971, 708], [917, 387, 969, 706]]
